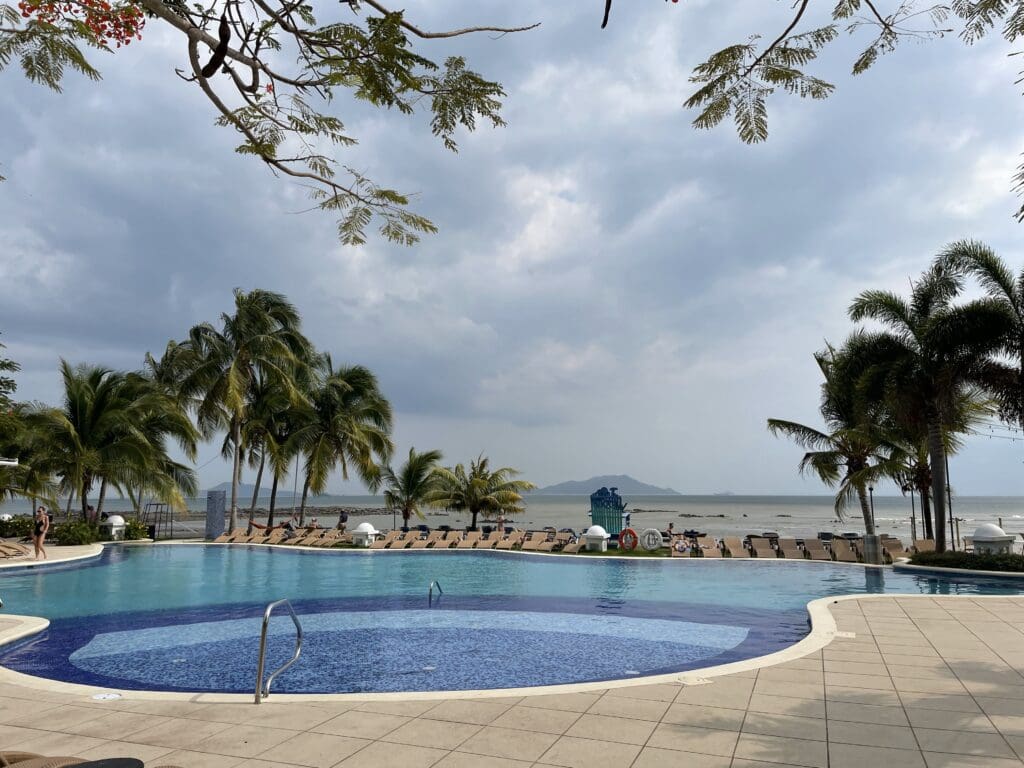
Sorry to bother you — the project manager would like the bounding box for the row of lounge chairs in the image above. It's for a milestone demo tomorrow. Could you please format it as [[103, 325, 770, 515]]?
[[0, 540, 31, 559], [673, 534, 914, 563]]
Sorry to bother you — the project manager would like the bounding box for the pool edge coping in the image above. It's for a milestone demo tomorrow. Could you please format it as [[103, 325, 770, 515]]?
[[2, 591, 1017, 703]]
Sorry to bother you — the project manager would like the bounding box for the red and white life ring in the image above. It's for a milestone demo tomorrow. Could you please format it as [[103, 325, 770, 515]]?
[[619, 527, 639, 551]]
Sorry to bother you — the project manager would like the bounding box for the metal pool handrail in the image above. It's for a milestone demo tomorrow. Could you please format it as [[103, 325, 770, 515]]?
[[429, 580, 443, 605], [255, 598, 303, 704]]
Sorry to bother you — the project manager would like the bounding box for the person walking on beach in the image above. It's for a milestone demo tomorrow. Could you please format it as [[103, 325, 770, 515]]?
[[33, 506, 49, 560]]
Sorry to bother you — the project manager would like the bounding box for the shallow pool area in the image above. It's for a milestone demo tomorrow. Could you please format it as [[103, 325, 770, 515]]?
[[1, 544, 1022, 694]]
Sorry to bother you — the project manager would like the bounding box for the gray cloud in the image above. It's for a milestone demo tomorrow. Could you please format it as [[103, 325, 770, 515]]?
[[2, 1, 1024, 495]]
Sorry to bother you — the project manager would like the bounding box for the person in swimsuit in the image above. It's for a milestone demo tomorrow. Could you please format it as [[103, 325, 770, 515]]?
[[33, 506, 49, 560]]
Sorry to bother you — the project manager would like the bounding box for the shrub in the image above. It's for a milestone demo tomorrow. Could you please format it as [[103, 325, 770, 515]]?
[[124, 518, 150, 540], [0, 515, 34, 539], [909, 550, 1024, 573], [51, 520, 100, 546]]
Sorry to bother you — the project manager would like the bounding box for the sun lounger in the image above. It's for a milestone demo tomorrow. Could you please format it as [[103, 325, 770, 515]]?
[[0, 542, 30, 558], [310, 530, 342, 547], [803, 540, 832, 561], [748, 537, 776, 558], [777, 538, 804, 559], [520, 532, 551, 551], [369, 530, 399, 549], [455, 531, 482, 549], [561, 539, 584, 554], [698, 539, 722, 557], [494, 532, 519, 550], [723, 537, 750, 558], [537, 534, 566, 552], [410, 531, 441, 549], [833, 541, 859, 562], [912, 538, 935, 554]]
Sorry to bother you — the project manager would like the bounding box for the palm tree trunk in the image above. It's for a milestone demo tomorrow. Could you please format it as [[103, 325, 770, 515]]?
[[856, 483, 875, 535], [65, 489, 74, 519], [470, 508, 478, 531], [250, 449, 265, 513], [919, 486, 933, 539], [80, 477, 90, 521], [299, 476, 310, 525], [229, 419, 241, 533], [96, 478, 108, 517], [926, 415, 947, 552], [268, 472, 280, 526]]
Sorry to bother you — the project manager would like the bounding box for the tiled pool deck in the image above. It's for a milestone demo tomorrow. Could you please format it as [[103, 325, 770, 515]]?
[[1, 595, 1023, 767]]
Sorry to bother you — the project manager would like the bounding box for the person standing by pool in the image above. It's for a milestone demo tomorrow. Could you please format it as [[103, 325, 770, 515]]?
[[33, 506, 49, 560]]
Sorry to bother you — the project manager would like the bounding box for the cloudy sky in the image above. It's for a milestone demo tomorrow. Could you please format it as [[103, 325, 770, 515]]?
[[2, 0, 1024, 495]]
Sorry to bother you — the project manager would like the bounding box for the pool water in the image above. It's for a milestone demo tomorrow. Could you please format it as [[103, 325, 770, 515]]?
[[0, 545, 1021, 693]]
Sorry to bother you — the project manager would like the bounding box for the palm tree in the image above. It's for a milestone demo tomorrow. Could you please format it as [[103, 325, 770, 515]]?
[[847, 261, 1013, 551], [294, 361, 393, 522], [176, 289, 311, 533], [27, 362, 198, 519], [939, 240, 1024, 430], [425, 455, 536, 531], [767, 344, 888, 532], [379, 447, 444, 530]]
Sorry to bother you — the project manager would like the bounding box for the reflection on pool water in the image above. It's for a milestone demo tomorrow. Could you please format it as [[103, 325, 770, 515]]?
[[0, 545, 1020, 693]]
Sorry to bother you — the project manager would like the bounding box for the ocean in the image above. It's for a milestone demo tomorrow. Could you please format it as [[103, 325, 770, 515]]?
[[7, 494, 1024, 545]]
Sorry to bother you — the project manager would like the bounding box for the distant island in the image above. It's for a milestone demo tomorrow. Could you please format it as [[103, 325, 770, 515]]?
[[534, 475, 680, 495]]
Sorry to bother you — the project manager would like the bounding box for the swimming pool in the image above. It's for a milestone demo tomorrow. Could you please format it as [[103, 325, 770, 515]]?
[[0, 545, 1021, 694]]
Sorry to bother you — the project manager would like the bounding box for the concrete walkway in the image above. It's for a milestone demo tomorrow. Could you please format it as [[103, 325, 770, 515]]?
[[1, 596, 1023, 767], [0, 542, 103, 569]]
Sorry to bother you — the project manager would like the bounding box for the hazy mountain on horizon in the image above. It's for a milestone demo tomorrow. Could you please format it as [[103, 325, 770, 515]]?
[[534, 475, 680, 495]]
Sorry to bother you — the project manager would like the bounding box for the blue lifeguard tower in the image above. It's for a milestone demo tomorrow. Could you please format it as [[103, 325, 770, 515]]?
[[589, 486, 630, 537]]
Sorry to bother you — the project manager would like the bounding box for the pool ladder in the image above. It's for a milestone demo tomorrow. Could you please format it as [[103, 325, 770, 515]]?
[[255, 598, 303, 704], [429, 580, 443, 606]]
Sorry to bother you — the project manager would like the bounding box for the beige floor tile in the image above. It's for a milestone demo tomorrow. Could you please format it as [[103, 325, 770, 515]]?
[[632, 746, 730, 767], [825, 671, 896, 690], [431, 752, 532, 768], [191, 723, 297, 758], [244, 703, 340, 730], [825, 685, 901, 707], [824, 651, 885, 665], [0, 698, 62, 722], [757, 667, 824, 684], [124, 718, 233, 749], [194, 703, 264, 724], [753, 680, 823, 701], [493, 704, 580, 735], [900, 692, 983, 713], [586, 694, 669, 721], [150, 749, 245, 768], [456, 724, 558, 761], [826, 700, 908, 726], [382, 718, 481, 750], [828, 742, 925, 768], [536, 735, 641, 768], [334, 740, 448, 768], [731, 761, 817, 768], [991, 714, 1024, 736], [660, 702, 746, 731], [73, 739, 174, 763], [675, 678, 755, 709], [892, 677, 968, 695], [979, 697, 1024, 717], [923, 752, 1024, 768], [827, 719, 918, 749], [905, 708, 997, 732], [5, 704, 107, 731], [521, 692, 602, 713], [913, 727, 1018, 758], [0, 729, 107, 756], [563, 713, 655, 745], [59, 711, 172, 740], [746, 693, 825, 719], [425, 699, 514, 725], [257, 731, 369, 768], [733, 733, 828, 768], [605, 683, 681, 702], [312, 709, 410, 739], [119, 699, 215, 719], [355, 700, 439, 717], [824, 660, 887, 676], [243, 761, 309, 768], [741, 711, 827, 742], [646, 722, 738, 757]]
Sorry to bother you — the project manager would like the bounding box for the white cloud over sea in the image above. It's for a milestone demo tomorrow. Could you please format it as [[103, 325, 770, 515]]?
[[2, 1, 1024, 495]]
